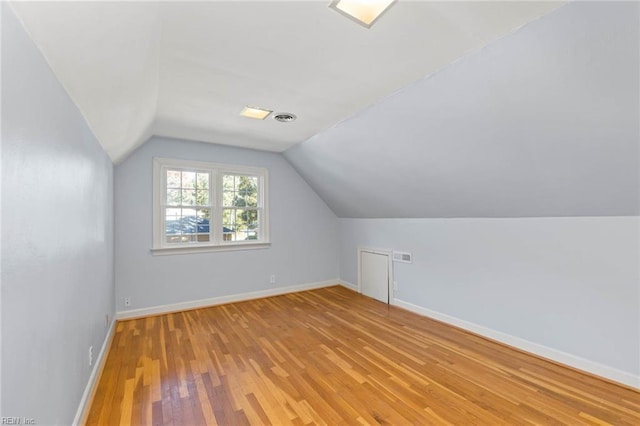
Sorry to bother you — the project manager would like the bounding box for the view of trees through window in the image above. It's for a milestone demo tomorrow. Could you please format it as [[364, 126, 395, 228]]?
[[223, 175, 259, 241], [164, 170, 259, 243]]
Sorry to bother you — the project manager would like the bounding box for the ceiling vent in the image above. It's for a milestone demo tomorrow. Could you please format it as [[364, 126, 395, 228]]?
[[274, 113, 297, 122]]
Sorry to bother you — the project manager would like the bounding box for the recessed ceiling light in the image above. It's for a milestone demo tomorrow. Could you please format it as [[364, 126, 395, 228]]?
[[274, 113, 297, 123], [240, 106, 272, 120], [329, 0, 396, 28]]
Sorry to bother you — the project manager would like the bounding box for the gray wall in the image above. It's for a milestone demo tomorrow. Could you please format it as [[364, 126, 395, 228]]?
[[339, 217, 639, 378], [1, 3, 115, 424], [115, 136, 339, 312], [285, 1, 639, 218]]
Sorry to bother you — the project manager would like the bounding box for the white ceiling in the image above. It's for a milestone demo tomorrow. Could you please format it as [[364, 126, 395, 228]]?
[[9, 1, 564, 163], [285, 1, 640, 217]]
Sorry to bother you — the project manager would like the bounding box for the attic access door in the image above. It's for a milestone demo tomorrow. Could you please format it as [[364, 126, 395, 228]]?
[[358, 248, 392, 304]]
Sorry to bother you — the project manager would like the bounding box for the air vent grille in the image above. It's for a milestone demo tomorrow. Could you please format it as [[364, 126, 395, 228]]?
[[393, 251, 412, 263], [274, 113, 296, 122]]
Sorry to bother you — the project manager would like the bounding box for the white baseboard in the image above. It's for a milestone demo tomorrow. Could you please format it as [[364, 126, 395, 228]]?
[[338, 280, 358, 291], [73, 319, 117, 425], [116, 279, 340, 320], [394, 299, 640, 390]]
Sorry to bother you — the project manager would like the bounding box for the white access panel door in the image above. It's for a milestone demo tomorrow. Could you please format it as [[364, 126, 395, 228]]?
[[360, 251, 390, 303]]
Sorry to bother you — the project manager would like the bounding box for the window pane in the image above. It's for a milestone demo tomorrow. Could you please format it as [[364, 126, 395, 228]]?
[[195, 209, 210, 233], [238, 176, 258, 207], [165, 208, 184, 241], [245, 195, 258, 208], [223, 175, 235, 192], [223, 191, 234, 207], [233, 196, 246, 207], [166, 208, 181, 217], [222, 208, 235, 241], [197, 208, 210, 220], [166, 235, 182, 243], [222, 175, 235, 207], [246, 210, 258, 228], [165, 206, 211, 244], [222, 209, 234, 228], [167, 170, 181, 188], [165, 210, 180, 236], [181, 215, 196, 234], [223, 175, 259, 208], [234, 209, 245, 228], [167, 170, 210, 209], [220, 208, 260, 242], [182, 171, 196, 189], [196, 173, 209, 190], [238, 176, 257, 195], [167, 189, 181, 205], [196, 189, 209, 206], [182, 189, 196, 206]]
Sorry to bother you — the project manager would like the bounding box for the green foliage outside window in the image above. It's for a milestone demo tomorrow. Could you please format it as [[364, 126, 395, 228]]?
[[223, 175, 259, 240]]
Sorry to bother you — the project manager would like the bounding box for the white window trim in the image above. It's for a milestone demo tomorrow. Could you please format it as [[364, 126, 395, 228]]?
[[152, 157, 270, 255]]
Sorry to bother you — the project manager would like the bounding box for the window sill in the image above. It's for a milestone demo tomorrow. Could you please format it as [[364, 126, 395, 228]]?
[[151, 241, 271, 256]]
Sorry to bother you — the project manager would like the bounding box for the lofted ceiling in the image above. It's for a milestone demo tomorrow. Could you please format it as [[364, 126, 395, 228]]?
[[9, 0, 564, 163], [285, 0, 640, 217]]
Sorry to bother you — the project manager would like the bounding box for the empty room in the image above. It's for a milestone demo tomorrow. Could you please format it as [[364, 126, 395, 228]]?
[[1, 0, 639, 424]]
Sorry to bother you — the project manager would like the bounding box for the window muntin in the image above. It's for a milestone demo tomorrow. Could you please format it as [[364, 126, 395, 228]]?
[[153, 158, 269, 253]]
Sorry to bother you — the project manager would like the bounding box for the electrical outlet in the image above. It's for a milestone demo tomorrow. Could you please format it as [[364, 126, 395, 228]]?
[[89, 346, 94, 367], [124, 297, 131, 307], [270, 274, 276, 284]]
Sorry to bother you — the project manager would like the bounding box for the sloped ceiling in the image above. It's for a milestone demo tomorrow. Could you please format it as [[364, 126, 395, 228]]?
[[284, 1, 639, 217], [9, 0, 563, 163]]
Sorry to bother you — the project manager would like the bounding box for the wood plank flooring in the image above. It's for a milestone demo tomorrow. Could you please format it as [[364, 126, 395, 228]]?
[[86, 286, 640, 425]]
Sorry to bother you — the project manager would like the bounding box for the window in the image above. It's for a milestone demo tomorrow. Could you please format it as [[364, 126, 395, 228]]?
[[152, 158, 269, 254]]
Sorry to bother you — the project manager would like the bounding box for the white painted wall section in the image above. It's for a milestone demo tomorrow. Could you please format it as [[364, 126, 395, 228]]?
[[1, 3, 115, 423], [115, 137, 339, 314], [339, 217, 640, 387]]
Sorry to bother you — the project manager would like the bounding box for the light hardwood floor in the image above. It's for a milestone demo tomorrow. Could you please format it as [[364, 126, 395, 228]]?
[[86, 286, 639, 425]]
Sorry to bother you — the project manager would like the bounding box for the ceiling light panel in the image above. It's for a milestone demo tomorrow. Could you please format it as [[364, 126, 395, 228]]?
[[240, 106, 272, 120], [329, 0, 396, 28]]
